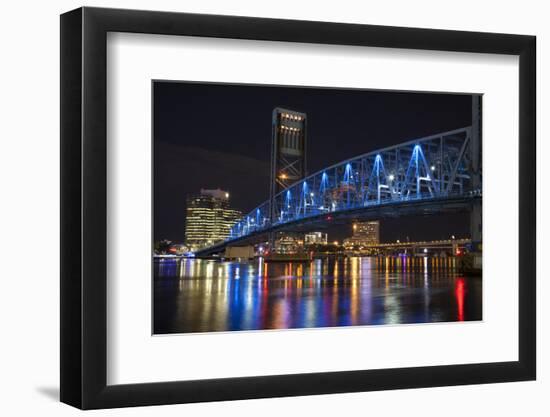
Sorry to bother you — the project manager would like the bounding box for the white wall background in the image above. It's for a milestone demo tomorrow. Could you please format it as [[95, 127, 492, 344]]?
[[0, 0, 546, 415]]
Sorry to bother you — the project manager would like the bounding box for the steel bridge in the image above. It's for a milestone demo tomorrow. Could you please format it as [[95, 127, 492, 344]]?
[[196, 126, 481, 256]]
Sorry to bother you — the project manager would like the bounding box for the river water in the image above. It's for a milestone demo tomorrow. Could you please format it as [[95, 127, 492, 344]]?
[[153, 256, 481, 334]]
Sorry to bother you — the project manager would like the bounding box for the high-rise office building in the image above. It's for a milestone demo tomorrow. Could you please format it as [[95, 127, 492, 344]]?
[[185, 188, 241, 250], [344, 221, 380, 248]]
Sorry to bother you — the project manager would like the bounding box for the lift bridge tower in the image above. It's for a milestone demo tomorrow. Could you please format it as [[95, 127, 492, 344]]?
[[269, 108, 307, 246]]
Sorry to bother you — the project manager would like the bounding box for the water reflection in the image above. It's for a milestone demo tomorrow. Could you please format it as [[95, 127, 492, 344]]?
[[154, 256, 482, 334]]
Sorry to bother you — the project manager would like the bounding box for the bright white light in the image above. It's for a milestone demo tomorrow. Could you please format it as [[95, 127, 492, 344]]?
[[423, 248, 428, 253], [389, 174, 395, 181], [225, 192, 229, 198], [430, 165, 436, 171]]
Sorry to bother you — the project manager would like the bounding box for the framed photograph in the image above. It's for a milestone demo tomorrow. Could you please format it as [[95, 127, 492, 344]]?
[[60, 7, 536, 409]]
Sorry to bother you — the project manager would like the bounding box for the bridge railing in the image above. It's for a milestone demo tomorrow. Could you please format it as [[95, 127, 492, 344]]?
[[227, 127, 478, 242]]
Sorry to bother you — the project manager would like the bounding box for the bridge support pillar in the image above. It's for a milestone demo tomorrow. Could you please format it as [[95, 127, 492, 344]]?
[[225, 246, 255, 260], [470, 95, 482, 249], [470, 200, 482, 248]]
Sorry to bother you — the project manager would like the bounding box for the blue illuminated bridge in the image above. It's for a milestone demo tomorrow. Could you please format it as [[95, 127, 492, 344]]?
[[196, 127, 481, 257]]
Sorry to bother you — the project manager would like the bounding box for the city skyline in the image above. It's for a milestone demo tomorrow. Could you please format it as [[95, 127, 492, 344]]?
[[154, 82, 472, 243], [166, 184, 469, 249], [177, 185, 386, 251]]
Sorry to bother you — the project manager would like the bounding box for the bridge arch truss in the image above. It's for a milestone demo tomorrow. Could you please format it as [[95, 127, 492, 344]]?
[[228, 127, 479, 242]]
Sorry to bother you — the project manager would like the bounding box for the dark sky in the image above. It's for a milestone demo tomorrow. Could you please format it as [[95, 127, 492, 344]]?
[[154, 81, 473, 243]]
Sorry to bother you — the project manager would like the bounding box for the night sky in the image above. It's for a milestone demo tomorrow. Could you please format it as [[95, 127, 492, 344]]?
[[154, 81, 473, 243]]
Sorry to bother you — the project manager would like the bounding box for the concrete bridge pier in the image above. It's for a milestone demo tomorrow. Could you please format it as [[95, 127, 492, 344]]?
[[470, 95, 482, 249], [224, 246, 255, 260], [470, 200, 482, 247]]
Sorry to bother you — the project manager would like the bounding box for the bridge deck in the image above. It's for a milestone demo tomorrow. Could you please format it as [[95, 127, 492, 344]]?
[[195, 194, 479, 257]]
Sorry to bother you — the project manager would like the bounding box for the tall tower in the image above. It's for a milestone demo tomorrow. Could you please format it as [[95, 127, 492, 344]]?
[[269, 108, 307, 224]]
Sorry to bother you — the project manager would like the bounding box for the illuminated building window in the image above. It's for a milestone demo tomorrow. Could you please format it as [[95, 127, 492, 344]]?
[[184, 188, 242, 249]]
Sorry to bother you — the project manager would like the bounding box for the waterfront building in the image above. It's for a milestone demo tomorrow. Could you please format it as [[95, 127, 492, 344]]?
[[344, 220, 380, 248], [274, 233, 304, 254], [304, 231, 328, 245], [168, 243, 189, 256], [185, 188, 241, 250]]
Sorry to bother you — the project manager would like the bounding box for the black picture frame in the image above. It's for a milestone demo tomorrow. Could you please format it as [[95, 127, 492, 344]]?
[[60, 6, 536, 410]]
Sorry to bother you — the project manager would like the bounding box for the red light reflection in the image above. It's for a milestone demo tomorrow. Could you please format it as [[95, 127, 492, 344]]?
[[455, 278, 465, 321]]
